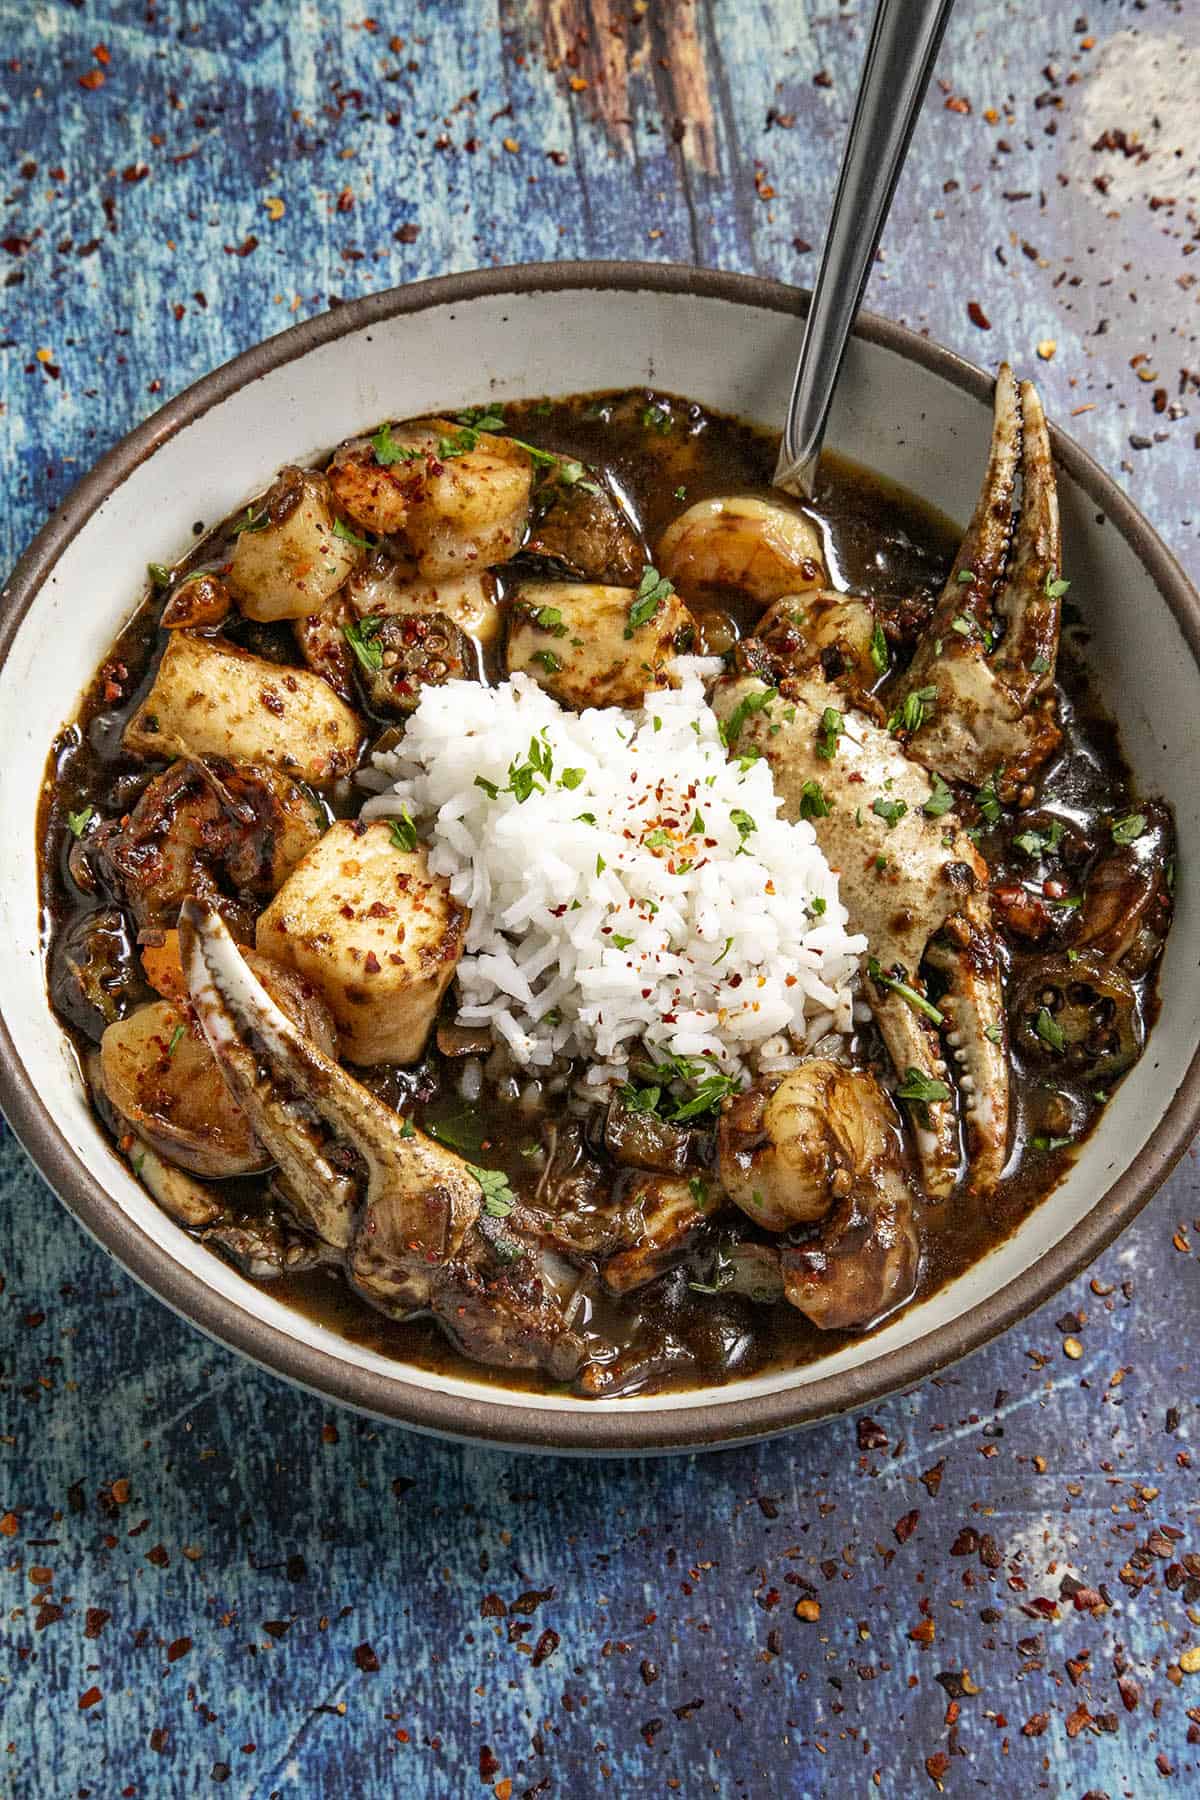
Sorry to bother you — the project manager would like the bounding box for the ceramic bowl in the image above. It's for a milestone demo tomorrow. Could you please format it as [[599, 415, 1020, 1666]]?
[[2, 263, 1198, 1453]]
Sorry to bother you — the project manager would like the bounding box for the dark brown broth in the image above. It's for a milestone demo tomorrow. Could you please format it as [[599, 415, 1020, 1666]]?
[[37, 389, 1164, 1398]]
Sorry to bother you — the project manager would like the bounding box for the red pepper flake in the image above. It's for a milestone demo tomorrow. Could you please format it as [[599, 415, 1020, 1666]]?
[[78, 69, 106, 91], [944, 94, 971, 114], [919, 1459, 946, 1497], [1021, 1711, 1049, 1737], [479, 1747, 501, 1781], [85, 1607, 111, 1638], [894, 1509, 921, 1544], [224, 235, 259, 258], [79, 1686, 102, 1709], [909, 1617, 936, 1647], [480, 1593, 507, 1618], [924, 1752, 950, 1789], [395, 222, 420, 243], [967, 301, 991, 329], [354, 1642, 381, 1672], [857, 1416, 888, 1451], [93, 43, 111, 63], [531, 1627, 559, 1666], [166, 1637, 192, 1662], [145, 1543, 169, 1567]]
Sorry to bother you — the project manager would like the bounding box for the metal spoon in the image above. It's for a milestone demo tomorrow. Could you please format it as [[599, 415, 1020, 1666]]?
[[774, 0, 958, 498]]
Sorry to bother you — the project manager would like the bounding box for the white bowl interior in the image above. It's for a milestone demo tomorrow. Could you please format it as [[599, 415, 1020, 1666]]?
[[2, 283, 1196, 1420]]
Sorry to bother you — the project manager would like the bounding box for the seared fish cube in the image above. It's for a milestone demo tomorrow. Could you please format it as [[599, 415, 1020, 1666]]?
[[506, 580, 693, 710], [255, 819, 468, 1065], [227, 467, 361, 622], [124, 632, 363, 786]]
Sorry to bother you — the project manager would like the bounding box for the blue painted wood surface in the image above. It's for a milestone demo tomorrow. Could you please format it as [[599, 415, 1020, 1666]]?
[[2, 3, 1198, 1794]]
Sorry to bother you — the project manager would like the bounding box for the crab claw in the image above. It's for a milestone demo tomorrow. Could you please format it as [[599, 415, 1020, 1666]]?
[[179, 900, 590, 1379], [896, 365, 1063, 792], [711, 676, 1009, 1197], [179, 899, 479, 1313]]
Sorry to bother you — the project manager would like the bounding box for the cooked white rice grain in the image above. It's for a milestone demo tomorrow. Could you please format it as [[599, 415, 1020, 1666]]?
[[362, 660, 865, 1089]]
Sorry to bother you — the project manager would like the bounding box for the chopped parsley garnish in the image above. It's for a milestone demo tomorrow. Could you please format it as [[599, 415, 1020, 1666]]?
[[815, 705, 844, 761], [713, 934, 735, 965], [474, 774, 499, 798], [872, 796, 908, 829], [505, 733, 555, 803], [147, 562, 172, 588], [558, 767, 584, 790], [531, 605, 567, 636], [611, 934, 634, 951], [643, 827, 671, 849], [1031, 652, 1050, 674], [167, 1023, 186, 1058], [532, 649, 562, 673], [888, 684, 937, 736], [1044, 569, 1071, 600], [957, 567, 976, 585], [388, 809, 418, 852], [626, 566, 674, 638], [399, 1117, 416, 1139], [798, 780, 831, 820], [641, 403, 672, 434], [371, 422, 422, 465], [673, 484, 687, 500], [456, 404, 507, 432], [895, 1068, 951, 1104], [467, 1163, 516, 1218], [66, 805, 94, 839], [922, 773, 954, 819], [809, 896, 827, 917], [729, 808, 756, 843], [1034, 1006, 1066, 1052], [975, 768, 1004, 828], [866, 956, 944, 1025], [1013, 819, 1065, 859], [689, 809, 705, 835], [984, 1022, 1003, 1044], [332, 518, 373, 552], [869, 620, 889, 675], [720, 684, 776, 748], [232, 504, 267, 535], [342, 614, 384, 672], [1031, 1133, 1073, 1152], [1111, 812, 1146, 846]]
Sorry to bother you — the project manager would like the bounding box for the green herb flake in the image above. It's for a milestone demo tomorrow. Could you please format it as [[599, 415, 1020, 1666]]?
[[388, 809, 419, 853], [467, 1163, 516, 1218], [869, 620, 889, 675], [641, 403, 672, 434], [809, 896, 827, 917], [888, 684, 938, 737], [729, 808, 756, 842], [815, 705, 845, 761], [167, 1023, 186, 1058], [799, 780, 831, 821], [531, 605, 567, 636], [626, 565, 675, 638], [456, 404, 506, 432], [1044, 569, 1071, 600], [720, 684, 776, 749], [532, 649, 562, 673], [1031, 652, 1051, 674], [1034, 1006, 1066, 1053], [922, 773, 954, 819], [895, 1067, 951, 1104], [872, 796, 908, 829], [957, 567, 976, 585], [342, 614, 384, 673], [975, 768, 1004, 828], [399, 1117, 416, 1140], [332, 518, 373, 552], [689, 809, 705, 835], [713, 934, 734, 966], [611, 933, 634, 951], [1111, 812, 1146, 846], [147, 561, 172, 588], [673, 484, 687, 500], [371, 422, 422, 466], [984, 1022, 1003, 1044], [1032, 1132, 1073, 1152], [66, 805, 94, 839], [866, 956, 944, 1025], [558, 767, 584, 790], [474, 774, 499, 799]]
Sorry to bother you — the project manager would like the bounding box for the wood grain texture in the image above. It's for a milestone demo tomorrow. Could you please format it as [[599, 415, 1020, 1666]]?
[[2, 2, 1199, 1795]]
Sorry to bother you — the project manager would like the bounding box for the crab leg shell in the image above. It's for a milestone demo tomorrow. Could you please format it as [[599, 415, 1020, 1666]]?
[[986, 379, 1062, 704], [925, 890, 1010, 1193], [179, 900, 480, 1303]]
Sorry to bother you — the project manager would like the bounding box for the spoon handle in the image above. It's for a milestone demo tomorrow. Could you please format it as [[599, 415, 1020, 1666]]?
[[774, 0, 957, 497]]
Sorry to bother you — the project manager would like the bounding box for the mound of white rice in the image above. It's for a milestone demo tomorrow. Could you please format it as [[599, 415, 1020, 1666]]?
[[362, 659, 864, 1091]]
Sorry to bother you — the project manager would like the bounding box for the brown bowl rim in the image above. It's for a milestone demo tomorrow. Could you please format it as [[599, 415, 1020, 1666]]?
[[3, 259, 1199, 1454]]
